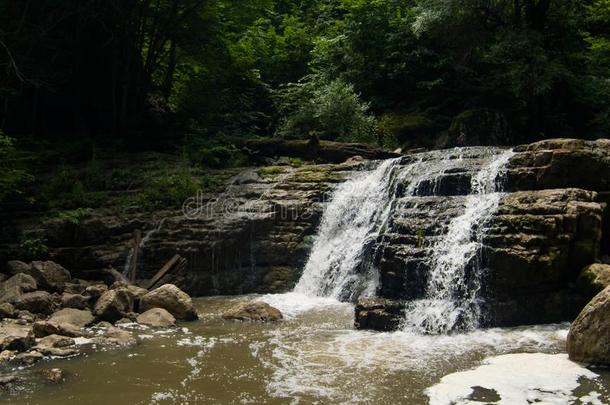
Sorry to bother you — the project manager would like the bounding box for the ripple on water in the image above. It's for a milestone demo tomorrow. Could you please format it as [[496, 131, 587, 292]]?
[[263, 321, 576, 403]]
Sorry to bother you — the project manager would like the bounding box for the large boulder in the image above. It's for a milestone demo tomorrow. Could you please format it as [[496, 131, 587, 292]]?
[[222, 301, 282, 322], [0, 322, 35, 351], [136, 308, 176, 327], [49, 308, 94, 328], [93, 289, 133, 323], [139, 284, 197, 321], [35, 335, 77, 357], [94, 326, 137, 347], [0, 303, 14, 319], [0, 273, 37, 304], [83, 284, 108, 300], [354, 298, 404, 331], [30, 261, 71, 291], [507, 139, 610, 192], [61, 293, 90, 310], [576, 264, 610, 298], [567, 286, 610, 365], [1, 273, 37, 294], [32, 321, 82, 338], [12, 291, 55, 315]]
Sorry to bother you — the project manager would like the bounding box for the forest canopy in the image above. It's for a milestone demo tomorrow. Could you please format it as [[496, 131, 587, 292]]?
[[1, 0, 609, 152]]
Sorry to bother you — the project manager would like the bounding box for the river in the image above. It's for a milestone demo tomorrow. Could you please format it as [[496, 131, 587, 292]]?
[[3, 294, 608, 404]]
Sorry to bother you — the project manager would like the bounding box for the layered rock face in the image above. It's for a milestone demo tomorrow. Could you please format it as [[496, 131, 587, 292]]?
[[3, 138, 609, 333], [358, 139, 609, 331], [138, 162, 359, 295]]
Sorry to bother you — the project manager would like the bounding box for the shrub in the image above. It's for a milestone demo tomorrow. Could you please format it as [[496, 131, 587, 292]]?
[[19, 237, 49, 261], [58, 208, 93, 226], [276, 78, 378, 144]]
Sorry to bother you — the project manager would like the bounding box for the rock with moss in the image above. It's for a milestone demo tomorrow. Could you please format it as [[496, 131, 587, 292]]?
[[567, 286, 610, 365], [576, 264, 610, 298]]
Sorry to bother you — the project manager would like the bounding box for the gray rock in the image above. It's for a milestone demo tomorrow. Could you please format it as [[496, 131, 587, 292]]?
[[35, 335, 77, 357], [83, 284, 108, 300], [0, 322, 35, 351], [38, 368, 65, 383], [354, 298, 404, 331], [32, 321, 82, 338], [0, 303, 14, 319], [12, 291, 55, 315], [222, 301, 282, 322], [94, 326, 136, 347], [49, 308, 94, 328], [6, 261, 31, 276], [567, 286, 610, 365], [577, 264, 610, 298], [139, 284, 197, 321], [30, 261, 71, 292], [60, 293, 90, 310], [1, 273, 37, 295], [136, 308, 176, 327], [93, 289, 133, 322], [13, 350, 43, 365], [36, 334, 75, 348]]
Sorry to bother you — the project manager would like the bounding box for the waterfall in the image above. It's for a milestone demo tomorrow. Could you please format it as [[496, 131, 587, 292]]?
[[401, 149, 514, 333], [292, 147, 514, 333], [294, 158, 402, 300]]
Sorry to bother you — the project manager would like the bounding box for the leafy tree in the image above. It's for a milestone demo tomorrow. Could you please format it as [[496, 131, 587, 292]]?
[[0, 131, 32, 201], [276, 78, 377, 143]]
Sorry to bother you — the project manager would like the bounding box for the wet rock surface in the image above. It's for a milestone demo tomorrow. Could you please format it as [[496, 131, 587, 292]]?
[[568, 286, 610, 365], [2, 138, 610, 334], [0, 259, 198, 369], [139, 284, 197, 321], [356, 140, 610, 330], [222, 301, 283, 322]]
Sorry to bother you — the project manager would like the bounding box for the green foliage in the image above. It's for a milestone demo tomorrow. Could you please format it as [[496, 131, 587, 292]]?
[[0, 132, 33, 201], [257, 166, 287, 176], [19, 237, 49, 261], [183, 135, 252, 169], [58, 208, 93, 226], [379, 113, 435, 149], [276, 78, 377, 143], [42, 164, 106, 209], [3, 0, 610, 155], [134, 165, 201, 210]]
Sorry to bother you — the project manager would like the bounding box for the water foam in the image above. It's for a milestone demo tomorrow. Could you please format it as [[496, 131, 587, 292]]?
[[403, 149, 514, 333], [294, 158, 402, 301], [426, 353, 601, 405]]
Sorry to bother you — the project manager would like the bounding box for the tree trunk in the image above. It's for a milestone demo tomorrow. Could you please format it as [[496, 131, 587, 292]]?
[[162, 38, 177, 101]]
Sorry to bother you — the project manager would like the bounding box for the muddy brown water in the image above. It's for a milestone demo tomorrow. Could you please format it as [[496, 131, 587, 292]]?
[[1, 294, 609, 404]]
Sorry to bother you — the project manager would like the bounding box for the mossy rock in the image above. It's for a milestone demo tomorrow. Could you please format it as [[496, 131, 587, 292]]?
[[378, 112, 436, 149], [257, 166, 288, 177], [448, 108, 511, 147], [577, 264, 610, 298]]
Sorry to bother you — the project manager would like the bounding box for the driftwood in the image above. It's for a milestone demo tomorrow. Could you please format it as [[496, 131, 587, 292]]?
[[241, 138, 400, 163], [129, 230, 142, 283], [145, 254, 187, 290]]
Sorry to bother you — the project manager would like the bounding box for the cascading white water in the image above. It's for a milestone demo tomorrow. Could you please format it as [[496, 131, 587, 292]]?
[[402, 149, 515, 333], [288, 147, 514, 332], [294, 158, 402, 300]]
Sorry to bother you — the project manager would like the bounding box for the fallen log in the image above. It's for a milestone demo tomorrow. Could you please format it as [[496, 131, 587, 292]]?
[[241, 138, 400, 163]]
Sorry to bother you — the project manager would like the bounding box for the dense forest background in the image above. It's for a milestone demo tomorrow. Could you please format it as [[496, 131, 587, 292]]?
[[1, 0, 610, 202]]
